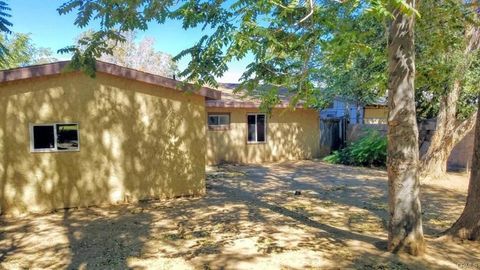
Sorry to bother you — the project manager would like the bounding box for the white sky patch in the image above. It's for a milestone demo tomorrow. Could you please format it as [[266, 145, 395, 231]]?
[[217, 69, 245, 84]]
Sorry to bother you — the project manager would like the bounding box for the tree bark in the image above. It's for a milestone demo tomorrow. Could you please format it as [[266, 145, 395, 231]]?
[[420, 25, 480, 179], [387, 0, 425, 256], [420, 113, 477, 179], [446, 99, 480, 240]]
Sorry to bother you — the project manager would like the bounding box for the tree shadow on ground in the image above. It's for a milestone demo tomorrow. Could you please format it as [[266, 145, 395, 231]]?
[[0, 161, 477, 269], [0, 207, 153, 269], [62, 209, 152, 269], [201, 161, 475, 269], [232, 161, 467, 237], [0, 220, 31, 264]]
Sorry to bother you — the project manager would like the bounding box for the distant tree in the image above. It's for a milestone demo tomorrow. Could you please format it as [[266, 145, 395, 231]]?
[[0, 33, 31, 68], [32, 47, 58, 65], [76, 30, 178, 77], [0, 33, 57, 69]]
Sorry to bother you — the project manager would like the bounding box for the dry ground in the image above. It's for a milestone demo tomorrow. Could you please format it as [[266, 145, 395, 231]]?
[[0, 160, 479, 269]]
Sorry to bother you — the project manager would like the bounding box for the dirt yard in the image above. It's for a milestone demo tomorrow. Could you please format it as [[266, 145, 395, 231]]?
[[0, 160, 479, 269]]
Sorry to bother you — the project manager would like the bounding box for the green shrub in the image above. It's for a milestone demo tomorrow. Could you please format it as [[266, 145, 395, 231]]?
[[323, 130, 387, 167]]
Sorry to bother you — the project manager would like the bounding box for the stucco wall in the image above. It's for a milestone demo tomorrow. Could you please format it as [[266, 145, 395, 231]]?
[[206, 107, 320, 165], [419, 119, 474, 172], [364, 107, 388, 124], [448, 129, 474, 171], [346, 124, 387, 143], [0, 72, 206, 215]]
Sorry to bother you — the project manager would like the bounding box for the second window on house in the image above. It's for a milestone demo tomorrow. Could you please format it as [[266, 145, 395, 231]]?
[[247, 114, 266, 143], [208, 113, 230, 130]]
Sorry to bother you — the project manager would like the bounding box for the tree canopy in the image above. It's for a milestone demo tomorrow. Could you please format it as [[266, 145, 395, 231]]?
[[57, 0, 417, 108], [0, 33, 57, 69], [0, 0, 12, 66], [58, 0, 478, 114], [319, 0, 480, 119]]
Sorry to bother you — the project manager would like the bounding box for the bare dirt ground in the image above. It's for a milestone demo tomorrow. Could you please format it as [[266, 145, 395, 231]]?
[[0, 160, 479, 270]]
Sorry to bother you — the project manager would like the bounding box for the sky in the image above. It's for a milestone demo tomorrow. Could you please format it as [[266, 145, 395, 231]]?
[[8, 0, 250, 83]]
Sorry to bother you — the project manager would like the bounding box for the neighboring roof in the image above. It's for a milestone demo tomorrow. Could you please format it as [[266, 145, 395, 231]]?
[[0, 61, 221, 100], [206, 83, 305, 109]]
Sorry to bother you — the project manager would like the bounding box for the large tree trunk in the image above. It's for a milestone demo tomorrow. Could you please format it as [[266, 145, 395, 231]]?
[[446, 99, 480, 240], [386, 0, 425, 256], [420, 84, 477, 179], [420, 25, 480, 179], [420, 112, 477, 179]]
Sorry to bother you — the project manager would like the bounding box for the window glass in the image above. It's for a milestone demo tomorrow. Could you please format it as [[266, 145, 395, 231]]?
[[208, 114, 230, 130], [247, 115, 256, 141], [208, 116, 219, 125], [247, 114, 266, 143], [257, 114, 266, 142], [56, 124, 79, 151], [33, 125, 55, 150], [31, 123, 79, 152], [218, 115, 229, 125]]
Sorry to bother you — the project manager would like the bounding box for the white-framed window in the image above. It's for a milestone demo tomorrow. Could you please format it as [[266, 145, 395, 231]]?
[[30, 123, 80, 152], [208, 113, 230, 131], [247, 113, 266, 143]]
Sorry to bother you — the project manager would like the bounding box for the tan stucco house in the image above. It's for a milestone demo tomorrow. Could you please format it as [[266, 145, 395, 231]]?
[[0, 61, 220, 215], [206, 85, 320, 164], [0, 61, 320, 215]]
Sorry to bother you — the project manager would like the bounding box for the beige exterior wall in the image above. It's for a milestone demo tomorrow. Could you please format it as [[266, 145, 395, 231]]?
[[0, 72, 206, 215], [448, 129, 474, 171], [206, 107, 320, 165], [364, 106, 388, 124]]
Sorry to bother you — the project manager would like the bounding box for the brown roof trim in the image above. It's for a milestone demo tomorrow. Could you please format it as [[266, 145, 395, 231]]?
[[206, 100, 306, 109], [0, 61, 221, 100]]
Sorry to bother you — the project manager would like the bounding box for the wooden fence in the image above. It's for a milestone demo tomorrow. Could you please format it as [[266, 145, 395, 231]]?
[[319, 118, 347, 156]]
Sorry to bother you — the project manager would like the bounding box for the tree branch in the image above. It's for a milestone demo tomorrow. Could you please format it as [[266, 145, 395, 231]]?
[[298, 0, 314, 24]]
